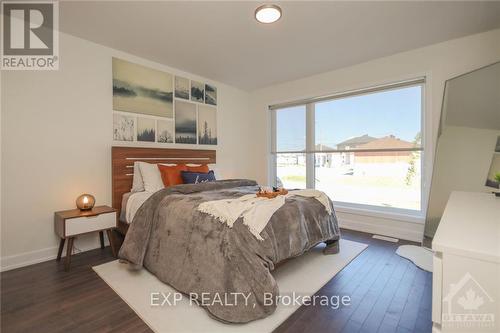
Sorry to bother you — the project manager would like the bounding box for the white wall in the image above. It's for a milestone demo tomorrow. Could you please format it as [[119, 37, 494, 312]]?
[[250, 28, 500, 241], [0, 32, 261, 271]]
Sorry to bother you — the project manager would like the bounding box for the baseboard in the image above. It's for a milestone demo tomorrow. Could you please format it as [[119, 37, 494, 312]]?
[[2, 212, 423, 271], [1, 236, 109, 272], [337, 211, 424, 243], [1, 246, 60, 272]]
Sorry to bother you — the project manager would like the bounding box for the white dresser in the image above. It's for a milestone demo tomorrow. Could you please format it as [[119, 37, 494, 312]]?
[[432, 191, 500, 332]]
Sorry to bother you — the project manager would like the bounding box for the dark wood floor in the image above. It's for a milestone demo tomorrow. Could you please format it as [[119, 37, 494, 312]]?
[[1, 229, 432, 333]]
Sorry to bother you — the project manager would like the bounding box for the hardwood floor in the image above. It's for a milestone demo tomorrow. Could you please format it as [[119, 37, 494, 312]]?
[[274, 230, 432, 333], [1, 229, 432, 333]]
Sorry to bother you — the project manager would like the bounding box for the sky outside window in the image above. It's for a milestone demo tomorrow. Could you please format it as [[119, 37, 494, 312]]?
[[276, 85, 422, 151], [276, 105, 306, 151]]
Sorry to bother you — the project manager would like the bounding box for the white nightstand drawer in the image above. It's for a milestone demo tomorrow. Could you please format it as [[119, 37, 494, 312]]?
[[65, 212, 116, 236]]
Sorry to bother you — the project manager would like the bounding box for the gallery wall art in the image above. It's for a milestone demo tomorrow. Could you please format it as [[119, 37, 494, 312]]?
[[112, 58, 173, 118], [205, 84, 217, 106], [175, 101, 197, 144], [112, 57, 218, 146], [198, 105, 217, 145], [113, 113, 134, 141], [191, 81, 205, 103], [137, 117, 156, 142], [157, 119, 174, 143], [175, 76, 190, 100]]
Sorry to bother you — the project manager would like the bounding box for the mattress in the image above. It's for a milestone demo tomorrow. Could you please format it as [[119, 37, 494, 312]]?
[[120, 191, 154, 223]]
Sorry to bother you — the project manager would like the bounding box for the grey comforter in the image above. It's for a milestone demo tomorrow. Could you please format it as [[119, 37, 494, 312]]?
[[119, 179, 340, 323]]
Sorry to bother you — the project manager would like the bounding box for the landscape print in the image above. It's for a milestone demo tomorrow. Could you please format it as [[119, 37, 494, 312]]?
[[175, 101, 197, 144], [113, 113, 134, 141], [112, 58, 173, 118], [191, 81, 204, 103], [198, 105, 217, 145], [175, 76, 190, 100], [205, 84, 217, 106], [157, 119, 174, 143], [137, 117, 155, 142]]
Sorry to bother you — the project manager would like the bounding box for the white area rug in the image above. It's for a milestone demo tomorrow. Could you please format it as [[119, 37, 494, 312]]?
[[93, 239, 367, 333], [396, 245, 433, 272]]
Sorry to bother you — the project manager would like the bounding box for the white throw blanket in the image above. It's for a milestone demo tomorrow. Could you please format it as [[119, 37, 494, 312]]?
[[197, 189, 332, 240]]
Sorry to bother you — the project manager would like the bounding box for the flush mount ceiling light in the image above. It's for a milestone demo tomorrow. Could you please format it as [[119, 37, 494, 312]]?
[[255, 4, 282, 24]]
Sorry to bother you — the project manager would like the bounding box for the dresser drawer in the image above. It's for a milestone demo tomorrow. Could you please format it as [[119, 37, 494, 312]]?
[[65, 212, 116, 236], [432, 252, 442, 325]]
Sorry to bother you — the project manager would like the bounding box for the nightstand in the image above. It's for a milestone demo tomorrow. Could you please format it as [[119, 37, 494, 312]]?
[[54, 205, 117, 271]]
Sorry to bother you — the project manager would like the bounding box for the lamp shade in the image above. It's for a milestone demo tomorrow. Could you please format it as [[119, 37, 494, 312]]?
[[76, 194, 95, 211]]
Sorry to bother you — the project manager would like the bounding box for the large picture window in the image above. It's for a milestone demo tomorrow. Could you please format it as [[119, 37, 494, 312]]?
[[275, 106, 306, 189], [271, 80, 424, 214]]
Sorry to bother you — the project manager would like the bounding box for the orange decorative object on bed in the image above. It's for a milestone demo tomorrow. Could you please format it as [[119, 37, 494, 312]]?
[[158, 164, 188, 186], [186, 164, 209, 173]]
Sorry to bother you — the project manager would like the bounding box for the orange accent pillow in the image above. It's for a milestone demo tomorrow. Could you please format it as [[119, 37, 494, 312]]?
[[157, 164, 188, 187], [187, 164, 209, 173]]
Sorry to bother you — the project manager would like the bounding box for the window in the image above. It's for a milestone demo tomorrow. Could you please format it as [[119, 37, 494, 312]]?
[[271, 80, 424, 214], [275, 106, 306, 189]]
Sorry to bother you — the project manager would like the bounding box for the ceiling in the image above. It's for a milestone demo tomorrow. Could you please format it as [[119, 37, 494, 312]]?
[[59, 1, 500, 91]]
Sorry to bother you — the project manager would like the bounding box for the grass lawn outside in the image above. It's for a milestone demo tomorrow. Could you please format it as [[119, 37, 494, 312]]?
[[277, 164, 421, 210]]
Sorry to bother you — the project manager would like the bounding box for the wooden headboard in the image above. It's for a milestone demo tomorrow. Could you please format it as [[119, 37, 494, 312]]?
[[111, 146, 216, 219]]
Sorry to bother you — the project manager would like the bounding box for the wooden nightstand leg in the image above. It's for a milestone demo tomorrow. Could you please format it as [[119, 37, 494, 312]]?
[[99, 231, 105, 249], [65, 237, 74, 271], [106, 229, 117, 257], [56, 238, 65, 261]]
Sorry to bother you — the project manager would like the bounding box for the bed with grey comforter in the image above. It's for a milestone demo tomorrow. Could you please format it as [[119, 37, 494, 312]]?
[[119, 179, 340, 323]]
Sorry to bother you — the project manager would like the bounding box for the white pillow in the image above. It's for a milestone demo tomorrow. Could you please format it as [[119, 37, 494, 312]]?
[[138, 162, 164, 192], [131, 162, 145, 192], [132, 162, 174, 192]]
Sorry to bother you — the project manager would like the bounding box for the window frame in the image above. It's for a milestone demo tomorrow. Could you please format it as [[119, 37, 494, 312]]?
[[270, 79, 426, 218]]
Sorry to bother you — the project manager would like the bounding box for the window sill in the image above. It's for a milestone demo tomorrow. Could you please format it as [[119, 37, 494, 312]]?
[[333, 202, 425, 224]]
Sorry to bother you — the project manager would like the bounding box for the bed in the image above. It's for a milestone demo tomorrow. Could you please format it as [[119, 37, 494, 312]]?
[[111, 146, 217, 236], [111, 146, 340, 323]]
